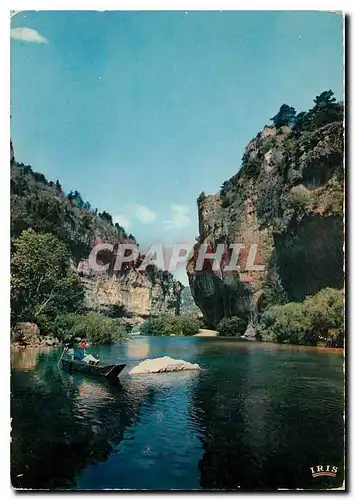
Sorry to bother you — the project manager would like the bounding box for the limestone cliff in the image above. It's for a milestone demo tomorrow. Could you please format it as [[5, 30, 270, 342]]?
[[188, 97, 344, 329], [78, 260, 183, 318], [11, 145, 183, 320]]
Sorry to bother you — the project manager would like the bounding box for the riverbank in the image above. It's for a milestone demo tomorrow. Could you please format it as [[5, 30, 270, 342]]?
[[194, 329, 218, 337]]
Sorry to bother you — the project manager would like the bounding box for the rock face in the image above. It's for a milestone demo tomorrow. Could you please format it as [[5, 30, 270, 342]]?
[[12, 322, 40, 346], [11, 323, 61, 347], [180, 286, 203, 316], [79, 262, 183, 318], [241, 323, 257, 340], [188, 108, 344, 328], [128, 356, 200, 374]]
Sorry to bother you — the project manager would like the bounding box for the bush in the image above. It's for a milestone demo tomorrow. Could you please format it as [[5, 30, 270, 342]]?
[[220, 194, 231, 208], [197, 191, 206, 203], [216, 316, 248, 337], [140, 315, 200, 336], [259, 273, 288, 311], [289, 185, 312, 208], [52, 312, 127, 344], [52, 313, 78, 340], [258, 302, 310, 344], [304, 288, 344, 347], [257, 288, 344, 346]]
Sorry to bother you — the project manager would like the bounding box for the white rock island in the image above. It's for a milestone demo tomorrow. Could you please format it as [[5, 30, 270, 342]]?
[[128, 356, 200, 374]]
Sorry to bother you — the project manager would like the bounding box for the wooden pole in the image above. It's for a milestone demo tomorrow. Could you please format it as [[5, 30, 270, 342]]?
[[57, 346, 68, 368]]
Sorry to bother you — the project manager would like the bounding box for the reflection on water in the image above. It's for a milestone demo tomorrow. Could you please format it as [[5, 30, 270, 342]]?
[[11, 337, 344, 490], [124, 336, 150, 360], [191, 341, 344, 490], [11, 346, 53, 371]]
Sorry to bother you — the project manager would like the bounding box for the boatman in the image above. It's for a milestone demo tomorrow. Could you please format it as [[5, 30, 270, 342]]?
[[75, 340, 100, 365]]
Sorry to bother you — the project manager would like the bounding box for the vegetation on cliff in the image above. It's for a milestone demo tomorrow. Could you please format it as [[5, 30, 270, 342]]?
[[188, 90, 344, 344], [254, 91, 343, 233], [10, 152, 182, 343], [11, 160, 128, 262]]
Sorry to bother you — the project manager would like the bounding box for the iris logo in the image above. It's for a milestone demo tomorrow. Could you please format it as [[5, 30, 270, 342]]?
[[310, 465, 338, 478]]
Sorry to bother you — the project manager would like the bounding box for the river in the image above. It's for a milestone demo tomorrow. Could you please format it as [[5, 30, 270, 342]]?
[[11, 336, 344, 490]]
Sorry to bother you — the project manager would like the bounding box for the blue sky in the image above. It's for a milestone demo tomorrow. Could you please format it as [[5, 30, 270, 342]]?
[[11, 11, 343, 283]]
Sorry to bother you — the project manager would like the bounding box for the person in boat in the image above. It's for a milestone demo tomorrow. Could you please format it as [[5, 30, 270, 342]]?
[[75, 340, 100, 365]]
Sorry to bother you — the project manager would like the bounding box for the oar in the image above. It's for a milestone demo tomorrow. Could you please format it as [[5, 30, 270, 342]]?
[[57, 346, 68, 368]]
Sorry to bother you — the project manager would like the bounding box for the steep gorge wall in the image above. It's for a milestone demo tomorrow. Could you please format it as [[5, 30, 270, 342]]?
[[11, 145, 183, 319], [188, 116, 344, 328], [78, 260, 182, 318]]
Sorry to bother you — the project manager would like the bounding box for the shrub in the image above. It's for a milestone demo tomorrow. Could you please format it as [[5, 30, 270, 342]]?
[[289, 185, 312, 209], [52, 312, 127, 344], [241, 153, 262, 179], [257, 287, 344, 346], [140, 315, 200, 336], [304, 288, 344, 347], [52, 313, 78, 340], [197, 191, 206, 203], [216, 316, 248, 337], [259, 273, 288, 311], [220, 195, 231, 208], [258, 302, 310, 344]]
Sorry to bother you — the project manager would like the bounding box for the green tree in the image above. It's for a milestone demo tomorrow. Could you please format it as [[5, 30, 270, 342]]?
[[292, 90, 343, 134], [304, 288, 344, 347], [313, 90, 336, 110], [216, 316, 248, 337], [67, 190, 85, 209], [292, 111, 313, 135], [99, 210, 113, 225], [259, 302, 310, 344], [11, 229, 84, 323], [55, 179, 62, 193], [271, 104, 297, 128], [311, 90, 343, 128], [197, 191, 206, 203]]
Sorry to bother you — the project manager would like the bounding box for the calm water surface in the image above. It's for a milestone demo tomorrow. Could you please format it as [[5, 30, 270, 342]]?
[[11, 336, 344, 490]]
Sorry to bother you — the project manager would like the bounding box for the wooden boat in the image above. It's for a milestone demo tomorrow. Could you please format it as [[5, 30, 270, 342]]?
[[61, 358, 126, 382]]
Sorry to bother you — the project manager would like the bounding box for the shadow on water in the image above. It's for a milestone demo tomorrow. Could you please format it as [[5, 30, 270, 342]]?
[[190, 339, 344, 490], [11, 347, 158, 490]]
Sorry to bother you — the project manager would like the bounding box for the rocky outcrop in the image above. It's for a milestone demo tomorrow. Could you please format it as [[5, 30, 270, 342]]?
[[241, 323, 257, 340], [11, 322, 41, 346], [11, 322, 60, 347], [188, 101, 344, 328], [128, 356, 200, 374]]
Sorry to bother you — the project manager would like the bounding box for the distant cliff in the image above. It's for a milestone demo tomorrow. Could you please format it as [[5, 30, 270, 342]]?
[[10, 145, 182, 319], [79, 260, 182, 317], [187, 92, 344, 329], [180, 286, 203, 317]]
